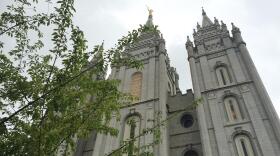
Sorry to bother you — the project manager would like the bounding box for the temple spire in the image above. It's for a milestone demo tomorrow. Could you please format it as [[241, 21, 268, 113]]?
[[201, 7, 213, 27], [145, 6, 154, 27]]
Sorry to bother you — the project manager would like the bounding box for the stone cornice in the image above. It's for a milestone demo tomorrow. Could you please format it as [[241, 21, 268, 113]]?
[[194, 29, 229, 46], [120, 98, 159, 108], [169, 129, 200, 137], [191, 45, 238, 60], [201, 80, 253, 93]]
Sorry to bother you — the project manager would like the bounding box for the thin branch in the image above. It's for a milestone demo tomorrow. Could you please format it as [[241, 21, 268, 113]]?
[[0, 24, 21, 36], [0, 59, 101, 124], [1, 25, 147, 124], [47, 93, 107, 155], [38, 54, 58, 155]]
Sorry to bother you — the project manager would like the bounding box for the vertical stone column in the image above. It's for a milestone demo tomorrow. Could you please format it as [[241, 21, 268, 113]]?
[[108, 67, 117, 79], [234, 30, 280, 143], [145, 107, 154, 153], [200, 56, 213, 89], [103, 116, 117, 155], [189, 57, 213, 156], [208, 96, 231, 156], [148, 55, 156, 99], [112, 119, 121, 152], [157, 40, 169, 156], [118, 66, 126, 92], [197, 45, 214, 90], [92, 134, 106, 156], [226, 48, 246, 82], [240, 85, 277, 156], [223, 37, 246, 83]]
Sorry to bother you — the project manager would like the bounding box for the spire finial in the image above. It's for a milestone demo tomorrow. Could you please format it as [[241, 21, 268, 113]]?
[[231, 22, 236, 28], [220, 20, 227, 30], [197, 22, 201, 29], [202, 7, 206, 15], [145, 6, 154, 27], [187, 36, 190, 41], [146, 5, 153, 16], [231, 22, 240, 33], [214, 17, 219, 24], [186, 36, 193, 47], [201, 8, 213, 27], [193, 29, 197, 36]]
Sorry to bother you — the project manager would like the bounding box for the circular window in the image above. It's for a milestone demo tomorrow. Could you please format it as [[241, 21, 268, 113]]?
[[184, 150, 198, 156], [181, 114, 194, 128]]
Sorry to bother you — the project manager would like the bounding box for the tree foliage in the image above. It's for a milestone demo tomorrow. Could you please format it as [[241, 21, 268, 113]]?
[[0, 1, 198, 156], [0, 0, 159, 155]]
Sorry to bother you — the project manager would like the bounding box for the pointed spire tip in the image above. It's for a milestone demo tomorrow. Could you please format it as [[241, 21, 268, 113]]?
[[202, 7, 206, 15], [201, 8, 213, 27], [145, 6, 154, 27]]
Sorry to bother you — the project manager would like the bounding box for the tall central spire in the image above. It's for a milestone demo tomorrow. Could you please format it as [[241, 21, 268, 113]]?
[[201, 7, 213, 27], [145, 6, 154, 27]]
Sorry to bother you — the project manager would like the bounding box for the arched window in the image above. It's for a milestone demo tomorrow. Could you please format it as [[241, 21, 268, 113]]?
[[234, 135, 255, 156], [130, 72, 142, 100], [123, 115, 141, 156], [215, 66, 232, 86], [184, 150, 198, 156], [224, 96, 242, 122]]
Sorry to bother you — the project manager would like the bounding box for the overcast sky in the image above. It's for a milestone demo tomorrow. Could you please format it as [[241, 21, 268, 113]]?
[[1, 0, 279, 116], [69, 0, 280, 116]]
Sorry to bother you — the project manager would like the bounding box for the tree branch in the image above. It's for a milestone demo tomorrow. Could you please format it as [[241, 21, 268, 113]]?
[[38, 54, 58, 155], [47, 92, 108, 155], [0, 23, 21, 36], [0, 59, 101, 124]]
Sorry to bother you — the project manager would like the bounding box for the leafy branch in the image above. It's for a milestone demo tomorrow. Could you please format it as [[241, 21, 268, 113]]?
[[0, 0, 160, 155]]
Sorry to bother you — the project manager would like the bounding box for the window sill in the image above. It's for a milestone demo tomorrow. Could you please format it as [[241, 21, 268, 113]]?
[[224, 119, 251, 127]]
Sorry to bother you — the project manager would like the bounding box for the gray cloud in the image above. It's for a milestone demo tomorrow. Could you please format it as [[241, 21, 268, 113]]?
[[72, 0, 280, 115], [1, 0, 279, 115]]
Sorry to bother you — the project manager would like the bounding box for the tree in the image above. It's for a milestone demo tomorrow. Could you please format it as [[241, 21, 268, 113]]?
[[0, 1, 197, 156], [0, 0, 157, 155]]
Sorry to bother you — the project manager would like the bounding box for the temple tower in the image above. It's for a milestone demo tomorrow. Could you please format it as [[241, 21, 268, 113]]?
[[186, 8, 280, 156], [91, 11, 179, 156]]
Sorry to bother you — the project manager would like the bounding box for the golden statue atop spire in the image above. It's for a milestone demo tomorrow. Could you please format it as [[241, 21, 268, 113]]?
[[146, 5, 153, 16]]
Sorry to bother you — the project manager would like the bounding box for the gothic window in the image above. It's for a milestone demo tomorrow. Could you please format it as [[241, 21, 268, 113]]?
[[123, 115, 141, 156], [130, 72, 143, 100], [224, 96, 242, 122], [181, 114, 194, 128], [215, 66, 232, 86], [184, 150, 198, 156], [234, 135, 255, 156]]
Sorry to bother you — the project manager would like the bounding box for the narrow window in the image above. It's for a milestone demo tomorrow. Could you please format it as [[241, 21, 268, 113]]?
[[220, 69, 226, 85], [128, 120, 136, 155], [224, 97, 242, 122], [235, 135, 255, 156], [130, 72, 143, 101], [229, 100, 237, 120], [216, 66, 232, 86], [240, 139, 249, 156], [123, 115, 140, 156]]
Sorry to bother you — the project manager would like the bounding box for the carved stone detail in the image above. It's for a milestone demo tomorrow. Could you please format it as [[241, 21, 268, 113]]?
[[207, 51, 226, 59], [240, 84, 250, 92], [207, 92, 216, 99]]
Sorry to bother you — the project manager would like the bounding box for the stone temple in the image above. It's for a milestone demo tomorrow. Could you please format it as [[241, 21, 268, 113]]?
[[73, 9, 280, 156]]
